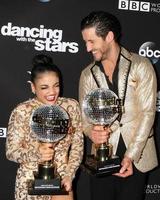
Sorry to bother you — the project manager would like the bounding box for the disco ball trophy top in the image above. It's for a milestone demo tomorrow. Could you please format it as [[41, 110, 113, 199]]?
[[82, 88, 122, 176], [28, 104, 69, 195]]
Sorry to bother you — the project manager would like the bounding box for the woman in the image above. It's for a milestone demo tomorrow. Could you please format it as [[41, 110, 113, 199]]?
[[6, 54, 83, 200]]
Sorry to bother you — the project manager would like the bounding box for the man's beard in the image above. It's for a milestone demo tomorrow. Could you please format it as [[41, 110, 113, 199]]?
[[92, 53, 102, 62]]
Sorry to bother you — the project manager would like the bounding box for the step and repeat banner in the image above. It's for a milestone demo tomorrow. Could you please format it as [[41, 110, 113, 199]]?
[[0, 0, 160, 200]]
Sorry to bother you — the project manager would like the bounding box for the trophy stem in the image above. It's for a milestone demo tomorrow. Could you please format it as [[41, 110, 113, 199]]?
[[96, 142, 112, 162], [38, 160, 55, 180]]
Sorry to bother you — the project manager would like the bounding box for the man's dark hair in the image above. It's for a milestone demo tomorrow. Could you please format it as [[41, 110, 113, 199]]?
[[81, 11, 122, 43]]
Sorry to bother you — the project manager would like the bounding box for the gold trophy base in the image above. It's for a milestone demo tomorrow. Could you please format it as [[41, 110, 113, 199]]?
[[83, 155, 121, 176], [28, 172, 68, 195]]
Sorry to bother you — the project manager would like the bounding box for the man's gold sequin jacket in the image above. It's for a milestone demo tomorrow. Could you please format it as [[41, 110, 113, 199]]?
[[79, 47, 158, 173]]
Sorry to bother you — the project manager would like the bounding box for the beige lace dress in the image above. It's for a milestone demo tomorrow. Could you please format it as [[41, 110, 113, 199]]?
[[6, 97, 83, 200]]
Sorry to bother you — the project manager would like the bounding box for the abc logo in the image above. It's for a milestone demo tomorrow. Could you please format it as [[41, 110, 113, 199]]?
[[139, 42, 160, 64]]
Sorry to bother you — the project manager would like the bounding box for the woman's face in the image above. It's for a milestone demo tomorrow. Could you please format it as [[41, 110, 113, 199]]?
[[31, 71, 60, 105]]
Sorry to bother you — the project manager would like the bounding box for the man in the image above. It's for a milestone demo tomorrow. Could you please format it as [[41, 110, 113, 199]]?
[[79, 11, 158, 200]]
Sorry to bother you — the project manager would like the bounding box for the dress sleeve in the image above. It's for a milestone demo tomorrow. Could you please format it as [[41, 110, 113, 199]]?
[[79, 70, 94, 138], [54, 100, 84, 180], [6, 106, 40, 164]]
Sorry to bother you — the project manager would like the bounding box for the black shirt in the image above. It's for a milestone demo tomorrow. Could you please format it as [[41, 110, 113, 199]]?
[[97, 60, 126, 158]]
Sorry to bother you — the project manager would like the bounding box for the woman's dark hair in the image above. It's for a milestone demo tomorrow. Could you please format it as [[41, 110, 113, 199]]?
[[31, 54, 63, 95], [31, 54, 61, 83], [81, 11, 121, 43]]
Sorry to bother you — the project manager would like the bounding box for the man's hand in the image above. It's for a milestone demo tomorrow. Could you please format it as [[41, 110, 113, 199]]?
[[114, 156, 133, 178], [90, 125, 111, 144]]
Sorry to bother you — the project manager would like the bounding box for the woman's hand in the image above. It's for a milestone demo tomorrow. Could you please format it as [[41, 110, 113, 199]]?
[[38, 143, 54, 162], [61, 176, 72, 192]]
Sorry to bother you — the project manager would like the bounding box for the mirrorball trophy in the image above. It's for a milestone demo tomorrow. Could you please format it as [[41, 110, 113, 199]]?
[[28, 105, 69, 195], [82, 88, 122, 176]]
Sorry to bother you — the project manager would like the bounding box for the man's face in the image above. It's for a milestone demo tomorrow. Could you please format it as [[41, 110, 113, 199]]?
[[82, 27, 110, 62]]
